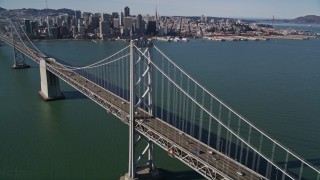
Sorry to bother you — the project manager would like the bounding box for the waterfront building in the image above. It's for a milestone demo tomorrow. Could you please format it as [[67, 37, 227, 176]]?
[[51, 27, 59, 39], [147, 21, 157, 35], [71, 26, 77, 37], [78, 25, 85, 35], [99, 21, 110, 39], [60, 26, 69, 38], [30, 21, 39, 37]]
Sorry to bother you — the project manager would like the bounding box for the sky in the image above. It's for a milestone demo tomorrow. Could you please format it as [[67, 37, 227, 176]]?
[[0, 0, 320, 19]]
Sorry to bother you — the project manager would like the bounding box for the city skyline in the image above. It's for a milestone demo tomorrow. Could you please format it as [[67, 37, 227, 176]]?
[[1, 0, 320, 19]]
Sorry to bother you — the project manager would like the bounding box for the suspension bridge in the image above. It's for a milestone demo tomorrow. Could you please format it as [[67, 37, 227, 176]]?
[[0, 18, 319, 180]]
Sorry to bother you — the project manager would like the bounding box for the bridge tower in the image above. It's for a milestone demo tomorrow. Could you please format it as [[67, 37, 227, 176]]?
[[10, 21, 30, 69], [123, 39, 160, 180]]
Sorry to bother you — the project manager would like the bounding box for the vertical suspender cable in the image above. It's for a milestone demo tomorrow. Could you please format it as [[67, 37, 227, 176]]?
[[166, 61, 170, 124], [161, 55, 164, 121], [216, 103, 222, 151], [185, 78, 190, 134], [256, 134, 263, 173], [235, 117, 241, 162], [226, 110, 231, 155], [198, 90, 204, 143], [281, 152, 289, 180], [178, 71, 183, 131], [298, 162, 304, 180], [266, 142, 276, 178]]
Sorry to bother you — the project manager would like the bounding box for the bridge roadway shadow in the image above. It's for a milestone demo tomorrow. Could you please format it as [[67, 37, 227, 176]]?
[[62, 90, 87, 100], [159, 168, 203, 180], [278, 158, 320, 169]]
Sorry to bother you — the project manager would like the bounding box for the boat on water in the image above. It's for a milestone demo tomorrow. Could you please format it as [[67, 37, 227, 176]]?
[[173, 37, 189, 42], [181, 38, 189, 42]]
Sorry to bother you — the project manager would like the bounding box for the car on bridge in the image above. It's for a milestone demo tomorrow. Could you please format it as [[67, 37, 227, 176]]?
[[194, 148, 204, 155]]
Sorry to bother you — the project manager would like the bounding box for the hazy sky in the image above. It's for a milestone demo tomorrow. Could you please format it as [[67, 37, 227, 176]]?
[[1, 0, 320, 19]]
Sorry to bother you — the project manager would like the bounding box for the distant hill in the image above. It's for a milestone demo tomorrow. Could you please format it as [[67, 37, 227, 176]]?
[[289, 15, 320, 24], [18, 8, 75, 16], [0, 7, 75, 17]]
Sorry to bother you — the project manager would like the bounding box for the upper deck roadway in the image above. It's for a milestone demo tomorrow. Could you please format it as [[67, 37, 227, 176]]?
[[0, 35, 265, 180]]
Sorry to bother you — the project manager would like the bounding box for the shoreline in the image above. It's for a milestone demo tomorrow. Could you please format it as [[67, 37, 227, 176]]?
[[30, 34, 318, 43]]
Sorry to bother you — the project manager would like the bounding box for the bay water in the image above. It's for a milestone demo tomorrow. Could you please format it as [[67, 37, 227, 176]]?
[[0, 36, 320, 179]]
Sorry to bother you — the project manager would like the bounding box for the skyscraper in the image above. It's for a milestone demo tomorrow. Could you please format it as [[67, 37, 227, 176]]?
[[75, 10, 81, 26], [24, 19, 31, 34], [82, 12, 91, 22], [74, 10, 81, 21], [101, 13, 111, 22], [124, 6, 130, 17], [120, 11, 124, 26], [100, 21, 110, 39], [136, 14, 143, 35], [112, 12, 119, 19], [147, 21, 156, 35], [30, 21, 38, 35], [89, 15, 100, 31], [124, 17, 132, 30], [100, 13, 111, 39]]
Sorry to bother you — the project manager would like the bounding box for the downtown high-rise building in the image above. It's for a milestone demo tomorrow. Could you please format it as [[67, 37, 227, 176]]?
[[124, 16, 132, 30], [112, 12, 119, 19], [24, 19, 32, 34], [100, 21, 110, 39], [120, 11, 124, 26], [89, 14, 100, 31], [101, 13, 111, 22], [124, 6, 130, 17], [100, 13, 111, 39], [136, 14, 143, 35], [74, 10, 81, 26], [113, 18, 120, 29]]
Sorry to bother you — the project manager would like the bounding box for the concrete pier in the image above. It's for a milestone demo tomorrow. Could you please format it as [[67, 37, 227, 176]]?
[[12, 64, 30, 69], [39, 59, 64, 101], [120, 167, 163, 180]]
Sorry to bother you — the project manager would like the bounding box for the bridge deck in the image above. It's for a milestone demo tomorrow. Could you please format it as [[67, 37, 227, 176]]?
[[0, 35, 264, 180]]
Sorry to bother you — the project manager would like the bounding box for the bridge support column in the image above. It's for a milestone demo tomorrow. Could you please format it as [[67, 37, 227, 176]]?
[[38, 59, 64, 101], [121, 40, 161, 180], [10, 23, 30, 69], [12, 48, 30, 69]]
